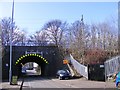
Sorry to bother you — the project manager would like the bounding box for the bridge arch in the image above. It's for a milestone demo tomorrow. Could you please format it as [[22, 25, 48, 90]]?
[[15, 54, 49, 77], [15, 54, 48, 65]]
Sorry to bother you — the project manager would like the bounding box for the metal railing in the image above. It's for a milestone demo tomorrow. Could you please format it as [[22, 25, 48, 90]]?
[[69, 54, 88, 79], [104, 56, 120, 78]]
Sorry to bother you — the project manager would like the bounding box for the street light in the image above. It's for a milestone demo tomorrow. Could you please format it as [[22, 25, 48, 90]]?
[[9, 0, 14, 84]]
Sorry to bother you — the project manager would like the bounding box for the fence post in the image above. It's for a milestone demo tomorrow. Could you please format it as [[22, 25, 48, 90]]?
[[87, 64, 90, 80], [104, 62, 107, 81]]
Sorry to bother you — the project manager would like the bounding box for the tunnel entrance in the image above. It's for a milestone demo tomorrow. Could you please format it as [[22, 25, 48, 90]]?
[[15, 54, 48, 77], [21, 62, 41, 76]]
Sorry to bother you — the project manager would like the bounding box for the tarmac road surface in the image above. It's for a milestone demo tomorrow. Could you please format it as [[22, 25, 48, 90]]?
[[1, 76, 116, 90]]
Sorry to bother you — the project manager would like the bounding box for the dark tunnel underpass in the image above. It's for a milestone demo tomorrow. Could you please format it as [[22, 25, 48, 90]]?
[[15, 54, 48, 78]]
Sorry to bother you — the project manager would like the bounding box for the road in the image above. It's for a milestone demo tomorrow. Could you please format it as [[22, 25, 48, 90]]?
[[2, 76, 116, 90], [23, 76, 115, 88]]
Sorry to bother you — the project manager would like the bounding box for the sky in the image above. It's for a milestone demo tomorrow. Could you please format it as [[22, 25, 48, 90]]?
[[0, 2, 118, 36]]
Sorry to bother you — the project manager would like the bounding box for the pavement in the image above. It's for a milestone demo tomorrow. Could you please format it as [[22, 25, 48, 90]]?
[[1, 80, 24, 90]]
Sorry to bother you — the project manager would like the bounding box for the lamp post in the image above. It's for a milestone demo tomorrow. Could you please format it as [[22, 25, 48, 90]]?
[[9, 0, 14, 84]]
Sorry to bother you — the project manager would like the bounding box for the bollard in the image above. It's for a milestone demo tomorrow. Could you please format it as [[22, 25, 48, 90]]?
[[11, 76, 18, 85]]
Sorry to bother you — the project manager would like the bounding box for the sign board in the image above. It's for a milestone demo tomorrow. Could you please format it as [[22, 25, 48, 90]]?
[[100, 65, 104, 68], [63, 60, 69, 64]]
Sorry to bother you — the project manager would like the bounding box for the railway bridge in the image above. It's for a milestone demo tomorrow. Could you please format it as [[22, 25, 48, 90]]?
[[2, 46, 63, 80]]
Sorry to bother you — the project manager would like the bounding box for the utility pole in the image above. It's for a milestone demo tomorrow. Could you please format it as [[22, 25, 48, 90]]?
[[9, 0, 14, 85]]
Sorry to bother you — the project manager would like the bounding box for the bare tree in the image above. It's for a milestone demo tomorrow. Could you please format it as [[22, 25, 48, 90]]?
[[97, 22, 118, 53], [28, 30, 48, 46], [42, 19, 67, 46], [91, 24, 97, 48], [12, 29, 26, 45], [65, 17, 118, 64], [1, 17, 26, 46], [68, 18, 90, 63], [86, 21, 118, 63], [1, 17, 16, 45]]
